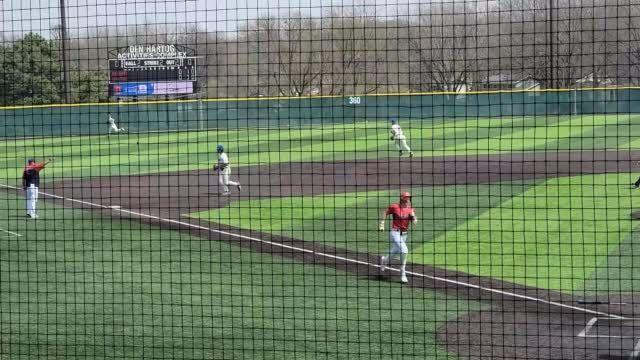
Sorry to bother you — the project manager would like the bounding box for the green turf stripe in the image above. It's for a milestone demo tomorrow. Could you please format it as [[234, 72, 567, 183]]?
[[424, 116, 544, 153], [440, 115, 590, 153], [413, 173, 638, 292], [189, 183, 535, 256], [529, 114, 638, 151], [0, 114, 635, 183]]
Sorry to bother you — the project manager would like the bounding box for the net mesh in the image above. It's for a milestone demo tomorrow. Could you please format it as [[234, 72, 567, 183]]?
[[1, 0, 640, 359]]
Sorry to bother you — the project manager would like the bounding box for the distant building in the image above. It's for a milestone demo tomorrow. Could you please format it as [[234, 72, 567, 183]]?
[[481, 73, 513, 91], [479, 73, 542, 92], [572, 73, 615, 88], [513, 76, 541, 91], [572, 73, 618, 101]]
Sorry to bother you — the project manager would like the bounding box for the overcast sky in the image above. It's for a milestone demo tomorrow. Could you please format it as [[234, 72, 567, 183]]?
[[0, 0, 421, 38]]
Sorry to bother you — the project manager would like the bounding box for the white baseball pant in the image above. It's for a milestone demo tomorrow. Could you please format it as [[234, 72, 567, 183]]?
[[109, 124, 125, 134], [388, 229, 409, 256], [381, 229, 409, 269], [219, 167, 239, 193], [394, 138, 411, 152], [26, 185, 39, 216]]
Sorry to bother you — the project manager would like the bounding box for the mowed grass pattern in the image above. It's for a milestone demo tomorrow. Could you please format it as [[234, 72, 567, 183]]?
[[0, 194, 478, 359], [192, 173, 640, 292], [414, 173, 640, 292], [0, 114, 637, 184], [2, 112, 639, 359], [188, 184, 533, 255]]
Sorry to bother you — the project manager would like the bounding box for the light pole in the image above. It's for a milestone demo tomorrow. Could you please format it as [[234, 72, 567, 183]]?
[[59, 0, 69, 103], [548, 0, 555, 89]]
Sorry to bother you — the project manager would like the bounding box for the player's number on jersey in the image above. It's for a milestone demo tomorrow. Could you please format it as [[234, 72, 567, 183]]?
[[348, 96, 361, 105]]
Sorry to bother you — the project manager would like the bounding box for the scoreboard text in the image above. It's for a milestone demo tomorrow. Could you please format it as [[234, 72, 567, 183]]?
[[108, 45, 197, 96]]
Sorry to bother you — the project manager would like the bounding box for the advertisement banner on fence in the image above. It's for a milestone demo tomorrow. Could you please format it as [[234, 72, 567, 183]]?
[[110, 82, 194, 96]]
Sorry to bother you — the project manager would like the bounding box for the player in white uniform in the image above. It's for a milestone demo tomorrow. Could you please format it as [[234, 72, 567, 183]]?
[[390, 118, 413, 157], [214, 145, 242, 196], [108, 114, 126, 136]]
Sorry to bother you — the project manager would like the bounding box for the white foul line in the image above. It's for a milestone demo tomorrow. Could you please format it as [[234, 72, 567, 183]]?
[[577, 317, 599, 337], [0, 183, 625, 320], [0, 228, 21, 237]]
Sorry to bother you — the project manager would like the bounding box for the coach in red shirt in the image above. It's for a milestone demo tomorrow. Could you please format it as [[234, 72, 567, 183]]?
[[378, 192, 417, 283], [22, 158, 52, 219]]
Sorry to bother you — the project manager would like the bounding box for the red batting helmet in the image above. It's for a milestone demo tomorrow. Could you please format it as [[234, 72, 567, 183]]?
[[400, 192, 411, 200]]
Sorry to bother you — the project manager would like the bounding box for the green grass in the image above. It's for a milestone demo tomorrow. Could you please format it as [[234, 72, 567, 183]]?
[[1, 114, 638, 184], [0, 194, 478, 359], [191, 173, 640, 293], [414, 173, 639, 292], [580, 224, 640, 294], [187, 183, 534, 255], [4, 111, 640, 358]]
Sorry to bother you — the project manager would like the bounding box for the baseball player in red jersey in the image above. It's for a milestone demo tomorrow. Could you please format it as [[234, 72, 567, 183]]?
[[378, 192, 417, 283], [22, 158, 53, 219]]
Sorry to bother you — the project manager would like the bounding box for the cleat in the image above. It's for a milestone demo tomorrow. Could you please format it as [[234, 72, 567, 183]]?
[[399, 151, 403, 156], [221, 191, 231, 196], [400, 273, 408, 283], [30, 214, 38, 219], [379, 256, 387, 272], [409, 152, 414, 157]]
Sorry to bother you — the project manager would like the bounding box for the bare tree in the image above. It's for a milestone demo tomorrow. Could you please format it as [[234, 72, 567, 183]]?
[[408, 3, 478, 93], [409, 36, 474, 93], [629, 19, 640, 84], [525, 28, 583, 88], [245, 16, 324, 97], [319, 7, 379, 95], [50, 24, 63, 42]]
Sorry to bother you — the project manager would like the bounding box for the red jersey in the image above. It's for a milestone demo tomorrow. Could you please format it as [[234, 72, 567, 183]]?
[[385, 203, 415, 231], [22, 162, 46, 187], [24, 163, 46, 172]]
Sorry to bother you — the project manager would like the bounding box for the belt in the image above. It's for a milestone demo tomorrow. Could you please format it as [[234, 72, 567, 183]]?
[[391, 229, 408, 234]]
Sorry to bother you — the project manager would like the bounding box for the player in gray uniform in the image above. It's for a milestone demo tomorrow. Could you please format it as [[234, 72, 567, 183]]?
[[214, 145, 242, 195], [390, 118, 413, 157], [108, 114, 126, 136]]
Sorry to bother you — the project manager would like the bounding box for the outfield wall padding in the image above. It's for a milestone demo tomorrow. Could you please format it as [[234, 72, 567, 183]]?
[[1, 89, 638, 137]]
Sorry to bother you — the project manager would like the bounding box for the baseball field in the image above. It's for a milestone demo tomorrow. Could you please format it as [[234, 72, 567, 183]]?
[[2, 110, 640, 358]]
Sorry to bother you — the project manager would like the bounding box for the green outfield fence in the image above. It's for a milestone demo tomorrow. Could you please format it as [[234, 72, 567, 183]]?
[[2, 89, 638, 137]]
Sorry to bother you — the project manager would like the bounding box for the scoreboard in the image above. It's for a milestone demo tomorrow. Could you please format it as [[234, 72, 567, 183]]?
[[109, 58, 196, 82], [108, 44, 198, 96]]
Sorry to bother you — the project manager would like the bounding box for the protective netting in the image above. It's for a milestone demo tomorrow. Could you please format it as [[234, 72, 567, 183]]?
[[1, 1, 640, 359]]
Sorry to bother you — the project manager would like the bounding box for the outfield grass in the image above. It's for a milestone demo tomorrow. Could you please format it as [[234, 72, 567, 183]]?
[[188, 183, 534, 255], [0, 193, 478, 359], [0, 114, 637, 184], [580, 228, 640, 294], [415, 173, 639, 292], [191, 173, 640, 293]]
